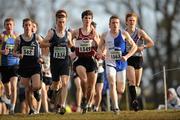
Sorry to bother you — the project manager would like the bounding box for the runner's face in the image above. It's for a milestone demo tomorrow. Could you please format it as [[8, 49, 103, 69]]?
[[126, 16, 137, 27], [56, 17, 66, 29], [32, 23, 37, 33], [5, 21, 14, 32], [23, 21, 32, 33], [109, 18, 120, 31], [82, 15, 92, 27]]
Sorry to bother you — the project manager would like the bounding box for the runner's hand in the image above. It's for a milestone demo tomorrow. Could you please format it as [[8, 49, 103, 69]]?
[[38, 58, 44, 64], [2, 48, 9, 55], [121, 56, 127, 61], [18, 54, 24, 59]]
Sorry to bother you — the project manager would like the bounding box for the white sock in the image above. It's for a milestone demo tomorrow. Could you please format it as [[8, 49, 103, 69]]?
[[11, 104, 15, 111]]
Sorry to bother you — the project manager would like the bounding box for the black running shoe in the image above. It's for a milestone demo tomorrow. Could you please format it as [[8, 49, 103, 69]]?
[[87, 106, 91, 112], [59, 107, 66, 115], [113, 108, 120, 115], [9, 109, 15, 115], [47, 89, 53, 99], [82, 105, 87, 114], [132, 100, 139, 112], [81, 97, 87, 114], [55, 104, 61, 113], [29, 108, 38, 115]]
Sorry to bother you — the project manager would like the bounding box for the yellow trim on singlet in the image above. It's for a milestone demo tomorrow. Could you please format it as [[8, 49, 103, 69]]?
[[0, 33, 16, 66]]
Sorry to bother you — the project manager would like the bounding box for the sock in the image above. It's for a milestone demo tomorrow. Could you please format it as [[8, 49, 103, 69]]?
[[47, 89, 53, 99], [61, 103, 65, 108], [10, 104, 15, 111], [129, 85, 137, 101]]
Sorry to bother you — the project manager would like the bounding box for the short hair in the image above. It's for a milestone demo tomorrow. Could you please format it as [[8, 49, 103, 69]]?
[[22, 18, 32, 26], [81, 10, 93, 19], [109, 15, 120, 23], [32, 20, 38, 28], [4, 17, 15, 26], [56, 9, 67, 19], [125, 12, 138, 21]]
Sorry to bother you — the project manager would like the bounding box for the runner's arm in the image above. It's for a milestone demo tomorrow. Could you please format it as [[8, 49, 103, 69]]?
[[123, 31, 137, 61]]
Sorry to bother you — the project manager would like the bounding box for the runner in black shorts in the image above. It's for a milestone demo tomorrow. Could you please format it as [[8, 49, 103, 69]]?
[[87, 21, 104, 112], [13, 18, 44, 114], [72, 10, 100, 114], [91, 59, 104, 112], [125, 12, 154, 111], [127, 56, 143, 69], [0, 17, 19, 114], [43, 9, 73, 115], [31, 20, 49, 113]]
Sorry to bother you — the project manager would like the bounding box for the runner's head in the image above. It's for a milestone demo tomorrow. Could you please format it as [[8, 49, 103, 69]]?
[[56, 9, 67, 20], [125, 12, 138, 27], [32, 20, 38, 33], [81, 10, 93, 27], [22, 18, 33, 33], [81, 10, 93, 19], [55, 9, 67, 29], [109, 15, 120, 31], [4, 17, 15, 32]]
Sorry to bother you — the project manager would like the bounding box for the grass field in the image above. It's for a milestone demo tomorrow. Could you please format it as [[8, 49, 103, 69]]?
[[0, 110, 180, 120]]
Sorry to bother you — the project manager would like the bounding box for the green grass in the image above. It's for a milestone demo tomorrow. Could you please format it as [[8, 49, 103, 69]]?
[[0, 110, 180, 120]]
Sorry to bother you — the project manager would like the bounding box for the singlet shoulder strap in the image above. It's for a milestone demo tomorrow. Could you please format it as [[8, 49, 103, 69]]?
[[78, 28, 94, 37], [33, 33, 36, 41], [78, 28, 82, 36], [64, 30, 68, 42]]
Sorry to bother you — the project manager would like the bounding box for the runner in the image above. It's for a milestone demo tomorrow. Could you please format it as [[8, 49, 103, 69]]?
[[89, 21, 104, 112], [72, 10, 100, 114], [125, 12, 154, 111], [0, 17, 19, 114], [13, 18, 44, 115], [99, 15, 137, 114], [43, 9, 73, 115]]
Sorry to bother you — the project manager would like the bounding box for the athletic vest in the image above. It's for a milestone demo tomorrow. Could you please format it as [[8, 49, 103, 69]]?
[[0, 31, 19, 66], [49, 29, 69, 60], [75, 28, 97, 57], [105, 30, 127, 71], [19, 33, 41, 68], [126, 28, 144, 56]]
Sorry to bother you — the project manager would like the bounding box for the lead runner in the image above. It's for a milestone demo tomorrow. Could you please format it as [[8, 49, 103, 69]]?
[[71, 10, 100, 114]]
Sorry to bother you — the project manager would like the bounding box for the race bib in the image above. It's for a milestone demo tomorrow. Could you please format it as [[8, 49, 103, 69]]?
[[22, 46, 35, 56], [53, 47, 66, 59], [79, 41, 92, 53], [110, 50, 122, 60], [6, 44, 14, 54]]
